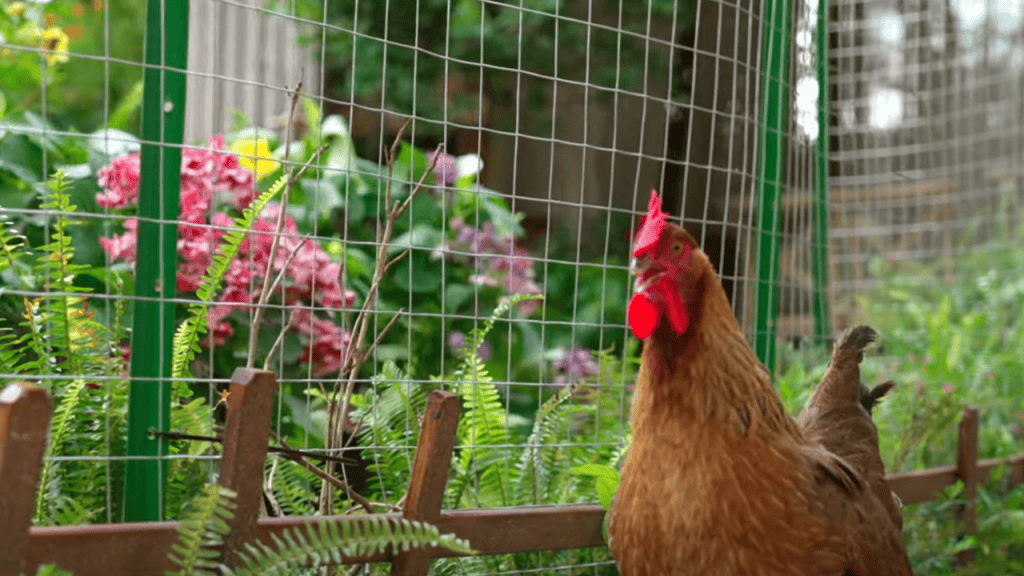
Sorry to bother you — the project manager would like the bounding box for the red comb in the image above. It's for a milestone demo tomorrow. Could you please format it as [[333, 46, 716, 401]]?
[[633, 189, 668, 258]]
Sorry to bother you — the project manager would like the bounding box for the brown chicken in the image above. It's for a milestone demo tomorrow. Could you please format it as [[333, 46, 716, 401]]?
[[607, 190, 912, 576]]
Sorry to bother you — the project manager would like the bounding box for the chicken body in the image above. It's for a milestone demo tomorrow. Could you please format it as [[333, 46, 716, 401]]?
[[608, 191, 911, 576]]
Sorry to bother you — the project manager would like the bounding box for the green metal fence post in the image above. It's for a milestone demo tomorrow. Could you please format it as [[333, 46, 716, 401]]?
[[812, 0, 833, 345], [754, 0, 792, 370], [125, 0, 190, 521]]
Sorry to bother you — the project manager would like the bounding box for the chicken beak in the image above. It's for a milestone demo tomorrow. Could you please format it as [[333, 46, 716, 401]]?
[[630, 258, 660, 294], [630, 258, 651, 278]]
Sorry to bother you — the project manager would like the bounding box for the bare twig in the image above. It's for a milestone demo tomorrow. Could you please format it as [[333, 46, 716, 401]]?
[[319, 122, 443, 515], [270, 432, 375, 515], [151, 430, 357, 465], [243, 139, 329, 365], [353, 307, 404, 368]]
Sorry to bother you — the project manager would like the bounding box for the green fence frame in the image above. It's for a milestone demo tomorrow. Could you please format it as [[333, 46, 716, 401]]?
[[124, 0, 190, 521], [755, 0, 831, 369]]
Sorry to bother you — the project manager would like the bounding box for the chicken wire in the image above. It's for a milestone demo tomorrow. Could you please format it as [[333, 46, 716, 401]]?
[[828, 0, 1024, 323], [0, 0, 831, 570]]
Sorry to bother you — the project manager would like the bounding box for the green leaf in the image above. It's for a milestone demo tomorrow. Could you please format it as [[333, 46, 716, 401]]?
[[396, 142, 430, 182], [345, 247, 374, 280], [393, 252, 443, 294], [390, 225, 443, 254], [0, 133, 44, 184], [444, 283, 475, 313], [570, 464, 621, 510], [105, 80, 144, 132], [322, 114, 357, 172], [480, 190, 524, 237], [302, 97, 322, 138], [299, 178, 343, 221]]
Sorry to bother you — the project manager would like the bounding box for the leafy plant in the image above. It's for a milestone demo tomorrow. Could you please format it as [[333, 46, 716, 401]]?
[[165, 484, 474, 576]]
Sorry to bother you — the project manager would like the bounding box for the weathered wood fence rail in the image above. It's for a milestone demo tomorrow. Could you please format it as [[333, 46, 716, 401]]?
[[1, 370, 1022, 576]]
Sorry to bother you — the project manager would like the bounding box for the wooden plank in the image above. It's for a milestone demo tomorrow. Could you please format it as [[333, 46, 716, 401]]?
[[955, 407, 980, 566], [886, 465, 958, 505], [0, 384, 51, 576], [218, 368, 278, 567], [25, 505, 607, 575], [25, 521, 182, 575], [391, 390, 461, 576], [885, 453, 1024, 505]]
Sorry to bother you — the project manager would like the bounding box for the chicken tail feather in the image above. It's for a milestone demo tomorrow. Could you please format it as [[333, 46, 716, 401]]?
[[832, 325, 878, 359], [859, 380, 895, 414]]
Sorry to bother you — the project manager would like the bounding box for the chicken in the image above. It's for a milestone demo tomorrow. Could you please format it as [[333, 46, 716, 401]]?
[[607, 190, 911, 576]]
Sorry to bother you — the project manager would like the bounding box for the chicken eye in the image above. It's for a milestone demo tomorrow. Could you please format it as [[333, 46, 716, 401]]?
[[671, 242, 684, 255]]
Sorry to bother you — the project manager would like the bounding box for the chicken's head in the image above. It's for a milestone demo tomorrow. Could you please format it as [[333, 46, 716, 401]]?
[[627, 190, 700, 340]]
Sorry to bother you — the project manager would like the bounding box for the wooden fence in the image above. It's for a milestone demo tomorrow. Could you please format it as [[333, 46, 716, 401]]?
[[1, 369, 1023, 576]]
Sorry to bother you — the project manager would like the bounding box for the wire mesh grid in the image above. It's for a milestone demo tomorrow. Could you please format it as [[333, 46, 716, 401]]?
[[0, 0, 838, 571], [827, 0, 1024, 322]]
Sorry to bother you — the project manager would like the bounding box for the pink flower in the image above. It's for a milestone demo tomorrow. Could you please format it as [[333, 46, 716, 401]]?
[[99, 218, 138, 261], [915, 380, 926, 397], [96, 153, 141, 208], [202, 305, 234, 347], [181, 146, 214, 182], [211, 211, 235, 236], [985, 371, 995, 379], [320, 287, 358, 309], [941, 383, 953, 394], [290, 309, 352, 376]]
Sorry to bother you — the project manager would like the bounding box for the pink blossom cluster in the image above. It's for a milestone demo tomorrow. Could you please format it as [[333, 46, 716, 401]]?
[[96, 134, 357, 376], [436, 218, 541, 315]]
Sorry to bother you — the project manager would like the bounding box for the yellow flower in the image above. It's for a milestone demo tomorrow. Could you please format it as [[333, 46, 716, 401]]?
[[42, 26, 69, 65], [230, 137, 280, 181], [6, 2, 25, 17]]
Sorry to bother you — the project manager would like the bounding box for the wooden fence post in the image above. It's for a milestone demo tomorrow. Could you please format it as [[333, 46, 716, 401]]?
[[955, 406, 979, 566], [0, 383, 51, 576], [391, 390, 461, 576], [218, 368, 278, 567]]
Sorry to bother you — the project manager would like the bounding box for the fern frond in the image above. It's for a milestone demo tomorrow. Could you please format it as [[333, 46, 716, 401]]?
[[448, 296, 541, 508], [166, 484, 236, 576], [514, 378, 586, 504], [229, 516, 474, 576], [265, 457, 320, 516], [356, 361, 430, 503], [170, 174, 287, 383], [0, 210, 26, 275], [35, 378, 86, 523]]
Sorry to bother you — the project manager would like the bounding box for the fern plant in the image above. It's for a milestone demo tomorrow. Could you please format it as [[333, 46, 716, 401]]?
[[340, 294, 631, 575], [0, 173, 134, 525], [166, 483, 474, 576]]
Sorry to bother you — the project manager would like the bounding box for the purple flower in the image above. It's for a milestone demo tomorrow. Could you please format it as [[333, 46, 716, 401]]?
[[440, 217, 542, 316], [448, 331, 466, 355], [430, 151, 458, 185], [448, 331, 493, 361], [554, 348, 599, 384]]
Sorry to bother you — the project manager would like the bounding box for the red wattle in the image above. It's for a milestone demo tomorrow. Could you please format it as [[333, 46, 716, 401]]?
[[651, 275, 689, 335], [628, 292, 659, 340]]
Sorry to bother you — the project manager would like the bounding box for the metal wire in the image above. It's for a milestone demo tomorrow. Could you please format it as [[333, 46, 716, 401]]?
[[15, 0, 1011, 567]]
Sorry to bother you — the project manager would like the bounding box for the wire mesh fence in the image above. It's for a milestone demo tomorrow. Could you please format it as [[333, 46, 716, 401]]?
[[828, 0, 1024, 318], [3, 0, 1024, 572]]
